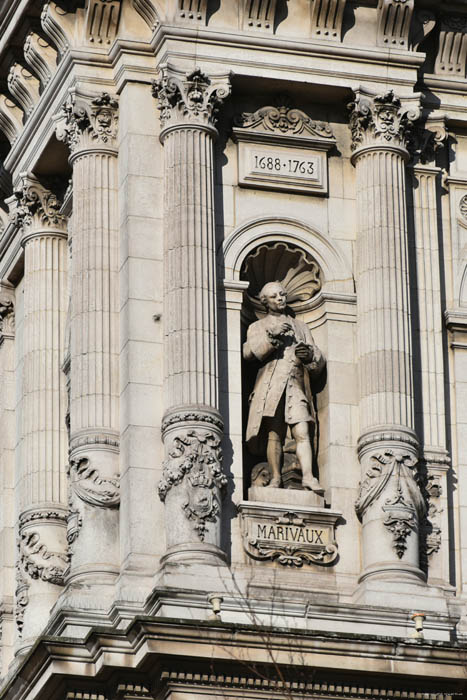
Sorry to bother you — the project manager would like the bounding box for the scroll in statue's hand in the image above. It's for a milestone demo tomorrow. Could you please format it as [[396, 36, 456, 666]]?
[[295, 342, 314, 363]]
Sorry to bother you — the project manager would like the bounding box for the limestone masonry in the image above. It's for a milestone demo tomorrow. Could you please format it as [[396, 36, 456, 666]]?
[[0, 1, 466, 699]]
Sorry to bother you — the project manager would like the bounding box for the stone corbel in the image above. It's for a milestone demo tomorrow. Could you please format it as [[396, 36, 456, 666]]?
[[131, 0, 160, 30], [0, 93, 24, 146], [152, 65, 231, 134], [24, 32, 58, 88], [435, 15, 467, 78], [242, 0, 277, 32], [85, 0, 122, 45], [41, 1, 77, 57], [377, 0, 414, 49], [410, 10, 436, 50], [7, 63, 40, 119], [54, 88, 119, 155], [310, 0, 347, 42], [177, 0, 208, 24]]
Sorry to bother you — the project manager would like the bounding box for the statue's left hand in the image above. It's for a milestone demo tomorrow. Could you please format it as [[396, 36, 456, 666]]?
[[295, 342, 314, 363]]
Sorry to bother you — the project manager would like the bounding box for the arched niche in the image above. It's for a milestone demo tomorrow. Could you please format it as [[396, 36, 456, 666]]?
[[218, 216, 356, 504]]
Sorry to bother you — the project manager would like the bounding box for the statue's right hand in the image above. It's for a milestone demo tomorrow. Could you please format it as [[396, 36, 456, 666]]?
[[275, 321, 293, 337]]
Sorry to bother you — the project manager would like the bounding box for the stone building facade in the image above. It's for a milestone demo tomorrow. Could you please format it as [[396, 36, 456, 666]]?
[[0, 0, 466, 698]]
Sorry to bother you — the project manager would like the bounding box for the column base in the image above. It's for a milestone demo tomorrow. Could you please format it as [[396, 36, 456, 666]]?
[[160, 542, 227, 568], [353, 576, 450, 614]]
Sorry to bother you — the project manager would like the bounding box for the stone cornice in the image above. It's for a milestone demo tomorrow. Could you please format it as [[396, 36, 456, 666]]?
[[2, 615, 467, 700]]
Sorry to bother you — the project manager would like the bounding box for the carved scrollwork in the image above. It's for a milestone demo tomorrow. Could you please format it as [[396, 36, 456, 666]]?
[[69, 456, 120, 507], [55, 89, 118, 154], [459, 195, 467, 222], [11, 173, 66, 233], [235, 99, 334, 140], [15, 563, 29, 635], [159, 430, 227, 541], [152, 66, 231, 132], [18, 530, 69, 585], [349, 89, 420, 155]]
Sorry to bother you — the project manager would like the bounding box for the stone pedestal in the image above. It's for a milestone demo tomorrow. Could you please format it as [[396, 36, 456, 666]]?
[[54, 88, 120, 595], [153, 66, 231, 567], [239, 488, 341, 567], [349, 89, 426, 586]]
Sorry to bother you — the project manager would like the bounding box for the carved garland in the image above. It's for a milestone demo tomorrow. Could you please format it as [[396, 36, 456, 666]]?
[[355, 450, 426, 558], [159, 430, 227, 541], [69, 456, 120, 507], [18, 530, 69, 585]]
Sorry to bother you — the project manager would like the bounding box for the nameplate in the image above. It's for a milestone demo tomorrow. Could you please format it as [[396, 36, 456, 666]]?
[[237, 142, 328, 194], [238, 501, 341, 567]]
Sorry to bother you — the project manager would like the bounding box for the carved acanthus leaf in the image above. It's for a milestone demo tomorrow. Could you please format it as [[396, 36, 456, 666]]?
[[349, 89, 420, 154], [377, 0, 414, 49], [18, 530, 68, 585], [55, 89, 118, 154], [152, 66, 231, 131], [15, 562, 29, 635], [310, 0, 347, 41], [69, 456, 120, 507], [235, 101, 334, 140], [159, 430, 227, 541], [11, 173, 66, 234]]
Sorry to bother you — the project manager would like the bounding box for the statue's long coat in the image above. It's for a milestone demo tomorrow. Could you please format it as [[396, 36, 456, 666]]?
[[243, 313, 325, 452]]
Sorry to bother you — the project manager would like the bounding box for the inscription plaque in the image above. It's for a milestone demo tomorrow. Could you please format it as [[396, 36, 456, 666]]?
[[237, 142, 328, 194], [238, 501, 341, 567]]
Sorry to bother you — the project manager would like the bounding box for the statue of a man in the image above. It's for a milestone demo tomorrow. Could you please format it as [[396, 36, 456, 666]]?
[[243, 281, 325, 492]]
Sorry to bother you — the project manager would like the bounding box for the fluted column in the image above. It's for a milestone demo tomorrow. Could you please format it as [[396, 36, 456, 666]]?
[[0, 288, 16, 669], [350, 89, 426, 584], [12, 174, 68, 652], [411, 121, 450, 586], [55, 89, 120, 590], [152, 67, 230, 566]]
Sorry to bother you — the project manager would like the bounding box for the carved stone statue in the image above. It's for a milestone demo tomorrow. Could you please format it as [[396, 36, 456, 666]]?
[[243, 281, 325, 493]]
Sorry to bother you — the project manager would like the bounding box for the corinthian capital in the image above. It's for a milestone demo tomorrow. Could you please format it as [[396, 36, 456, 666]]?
[[11, 173, 66, 236], [54, 88, 118, 156], [349, 88, 420, 157], [152, 65, 231, 136]]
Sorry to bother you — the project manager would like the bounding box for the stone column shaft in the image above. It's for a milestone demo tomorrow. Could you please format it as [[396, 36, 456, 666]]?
[[153, 67, 230, 566], [0, 288, 16, 670], [11, 174, 68, 653], [55, 89, 120, 592], [350, 89, 426, 585], [412, 147, 450, 586], [165, 126, 217, 407]]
